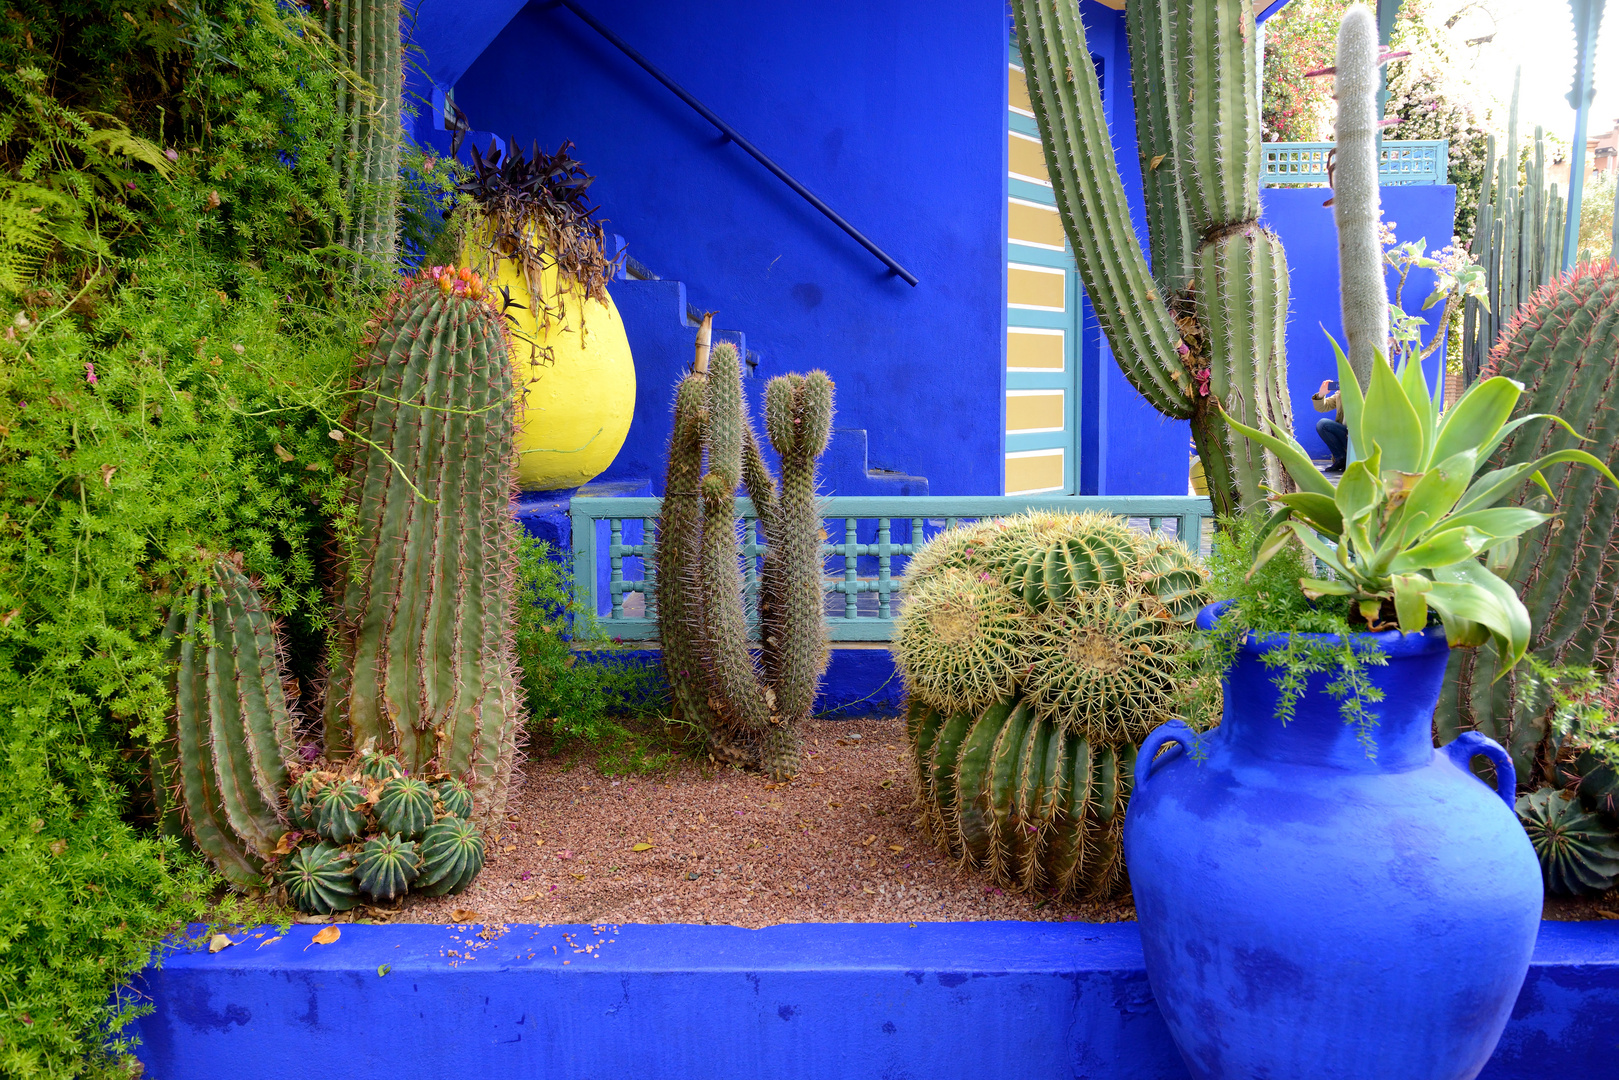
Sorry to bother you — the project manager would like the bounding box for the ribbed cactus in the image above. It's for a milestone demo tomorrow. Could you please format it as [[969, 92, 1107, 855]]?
[[1516, 787, 1619, 895], [1462, 74, 1568, 383], [1438, 261, 1619, 780], [1332, 5, 1389, 390], [1012, 0, 1293, 516], [416, 815, 486, 897], [156, 556, 300, 887], [323, 267, 523, 820], [654, 321, 834, 780], [897, 512, 1204, 897], [909, 696, 1136, 900], [158, 267, 514, 902], [327, 0, 404, 272]]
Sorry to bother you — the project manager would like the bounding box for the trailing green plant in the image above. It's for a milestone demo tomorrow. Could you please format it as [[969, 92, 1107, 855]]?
[[654, 321, 834, 780], [1439, 260, 1619, 784], [895, 510, 1206, 898], [513, 534, 674, 774], [1515, 787, 1619, 895], [1012, 0, 1294, 517], [0, 0, 393, 1068], [908, 695, 1136, 901]]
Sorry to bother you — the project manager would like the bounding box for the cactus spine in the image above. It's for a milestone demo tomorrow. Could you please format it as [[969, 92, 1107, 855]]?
[[158, 556, 300, 887], [323, 269, 523, 819], [1462, 74, 1569, 383], [897, 512, 1206, 898], [1439, 261, 1619, 780], [159, 268, 514, 902], [1331, 5, 1388, 390], [1012, 0, 1293, 516], [327, 0, 404, 272], [655, 319, 834, 780], [910, 696, 1136, 900]]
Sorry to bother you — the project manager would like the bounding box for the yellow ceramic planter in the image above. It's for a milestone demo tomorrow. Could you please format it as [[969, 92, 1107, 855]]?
[[470, 246, 636, 491]]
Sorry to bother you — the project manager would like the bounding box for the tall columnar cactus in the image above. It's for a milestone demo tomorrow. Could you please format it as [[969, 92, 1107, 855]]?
[[327, 0, 404, 272], [1462, 75, 1568, 383], [655, 322, 834, 780], [323, 269, 524, 818], [1331, 5, 1389, 391], [1012, 0, 1293, 517], [1439, 261, 1619, 780], [895, 511, 1207, 899], [156, 556, 300, 887]]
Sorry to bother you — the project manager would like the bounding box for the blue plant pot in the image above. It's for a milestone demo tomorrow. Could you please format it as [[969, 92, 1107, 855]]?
[[1123, 601, 1543, 1080]]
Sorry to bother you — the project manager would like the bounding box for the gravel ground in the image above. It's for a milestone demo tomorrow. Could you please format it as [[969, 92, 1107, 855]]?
[[291, 715, 1614, 927], [386, 716, 1135, 927]]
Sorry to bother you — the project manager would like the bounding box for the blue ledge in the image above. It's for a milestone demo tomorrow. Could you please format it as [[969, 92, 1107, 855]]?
[[130, 920, 1619, 1079]]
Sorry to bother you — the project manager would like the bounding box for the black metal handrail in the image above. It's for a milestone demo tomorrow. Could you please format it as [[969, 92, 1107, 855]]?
[[547, 0, 919, 287]]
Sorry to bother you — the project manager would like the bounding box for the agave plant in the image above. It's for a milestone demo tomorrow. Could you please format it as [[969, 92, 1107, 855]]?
[[1228, 344, 1619, 671]]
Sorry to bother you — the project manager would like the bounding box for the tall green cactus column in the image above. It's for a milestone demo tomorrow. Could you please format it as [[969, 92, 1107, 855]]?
[[654, 321, 834, 780], [323, 269, 523, 819], [1013, 0, 1293, 516], [1332, 5, 1389, 390], [327, 0, 404, 273]]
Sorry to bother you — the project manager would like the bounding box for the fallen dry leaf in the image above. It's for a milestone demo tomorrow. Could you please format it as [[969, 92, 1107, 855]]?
[[519, 893, 538, 902], [861, 835, 876, 846], [631, 843, 653, 852], [272, 832, 298, 856], [310, 926, 341, 946], [450, 908, 480, 923], [272, 444, 294, 462], [48, 839, 67, 856], [208, 934, 234, 953], [256, 936, 283, 949], [889, 844, 905, 853]]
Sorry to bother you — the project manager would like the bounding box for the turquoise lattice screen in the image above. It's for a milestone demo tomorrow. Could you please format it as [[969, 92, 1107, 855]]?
[[569, 495, 1215, 643]]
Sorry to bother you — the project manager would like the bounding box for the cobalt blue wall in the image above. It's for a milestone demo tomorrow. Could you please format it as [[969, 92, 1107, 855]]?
[[1260, 184, 1459, 460], [452, 0, 1008, 495], [130, 919, 1619, 1079]]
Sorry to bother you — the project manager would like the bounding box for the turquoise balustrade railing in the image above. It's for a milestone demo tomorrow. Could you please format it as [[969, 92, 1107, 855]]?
[[569, 495, 1214, 643], [1260, 139, 1449, 187]]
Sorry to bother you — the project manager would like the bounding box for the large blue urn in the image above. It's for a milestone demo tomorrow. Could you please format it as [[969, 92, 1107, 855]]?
[[1124, 603, 1543, 1080]]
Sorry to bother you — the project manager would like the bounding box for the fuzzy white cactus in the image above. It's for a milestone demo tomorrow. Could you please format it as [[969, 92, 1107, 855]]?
[[1333, 4, 1388, 390]]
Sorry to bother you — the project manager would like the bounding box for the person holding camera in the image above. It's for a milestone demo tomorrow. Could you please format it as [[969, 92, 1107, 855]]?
[[1312, 379, 1347, 474]]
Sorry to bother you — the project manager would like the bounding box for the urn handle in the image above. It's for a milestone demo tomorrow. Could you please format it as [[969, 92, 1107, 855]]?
[[1135, 720, 1197, 797], [1442, 732, 1517, 810]]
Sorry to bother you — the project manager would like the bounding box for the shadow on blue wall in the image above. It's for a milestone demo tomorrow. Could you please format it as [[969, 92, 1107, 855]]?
[[454, 0, 1007, 495]]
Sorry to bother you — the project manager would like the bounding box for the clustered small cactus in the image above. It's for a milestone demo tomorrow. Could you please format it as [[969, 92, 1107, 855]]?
[[275, 749, 486, 914], [654, 318, 834, 780], [157, 266, 520, 902], [895, 511, 1209, 898]]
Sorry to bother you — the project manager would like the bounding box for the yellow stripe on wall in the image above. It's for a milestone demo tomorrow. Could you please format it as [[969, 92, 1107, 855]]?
[[1008, 264, 1065, 310], [1006, 451, 1064, 495], [1008, 328, 1063, 370], [1008, 64, 1033, 116], [1007, 391, 1064, 433], [1008, 198, 1064, 248], [1008, 132, 1050, 184]]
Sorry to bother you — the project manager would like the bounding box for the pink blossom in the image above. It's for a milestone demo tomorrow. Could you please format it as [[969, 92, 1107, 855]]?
[[84, 363, 97, 385]]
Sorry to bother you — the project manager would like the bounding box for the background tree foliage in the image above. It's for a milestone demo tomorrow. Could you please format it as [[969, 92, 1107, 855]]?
[[0, 0, 416, 1073], [1263, 0, 1493, 244]]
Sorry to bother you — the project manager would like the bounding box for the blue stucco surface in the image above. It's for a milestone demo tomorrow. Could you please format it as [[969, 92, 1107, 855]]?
[[129, 919, 1619, 1079], [452, 0, 1008, 495], [1260, 184, 1459, 460]]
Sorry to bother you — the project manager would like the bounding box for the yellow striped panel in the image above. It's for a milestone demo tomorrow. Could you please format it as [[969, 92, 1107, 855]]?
[[1008, 264, 1065, 310], [1006, 451, 1065, 495], [1007, 328, 1064, 371], [1008, 198, 1064, 248], [1007, 391, 1064, 433], [1009, 64, 1033, 116], [1008, 132, 1050, 184]]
